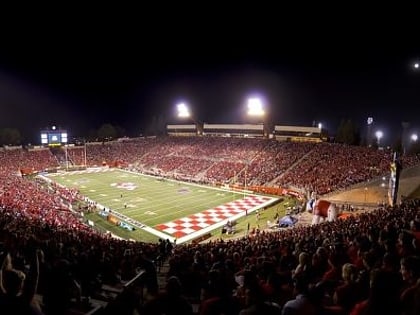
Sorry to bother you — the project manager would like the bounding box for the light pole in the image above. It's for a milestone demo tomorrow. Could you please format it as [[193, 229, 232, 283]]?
[[84, 139, 88, 168], [176, 102, 202, 135], [244, 164, 247, 199], [367, 117, 373, 147], [381, 176, 387, 206], [364, 187, 368, 204], [375, 130, 383, 147], [408, 133, 418, 155], [65, 144, 69, 171], [246, 97, 267, 137]]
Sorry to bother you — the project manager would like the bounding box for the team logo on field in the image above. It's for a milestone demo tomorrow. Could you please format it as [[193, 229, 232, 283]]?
[[110, 182, 137, 191], [178, 187, 190, 194]]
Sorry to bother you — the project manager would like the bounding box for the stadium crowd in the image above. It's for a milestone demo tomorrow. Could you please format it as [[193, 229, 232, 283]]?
[[64, 137, 418, 195], [0, 137, 419, 314]]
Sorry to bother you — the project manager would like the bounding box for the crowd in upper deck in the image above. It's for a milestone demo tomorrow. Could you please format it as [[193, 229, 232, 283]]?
[[64, 137, 418, 194]]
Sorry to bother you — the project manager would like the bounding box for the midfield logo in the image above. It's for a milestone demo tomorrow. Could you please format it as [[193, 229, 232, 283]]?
[[110, 182, 137, 191]]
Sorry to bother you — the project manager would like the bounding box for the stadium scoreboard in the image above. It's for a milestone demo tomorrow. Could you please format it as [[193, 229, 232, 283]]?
[[40, 126, 68, 146]]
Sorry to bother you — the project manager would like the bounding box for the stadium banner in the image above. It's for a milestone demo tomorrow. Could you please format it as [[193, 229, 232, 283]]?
[[107, 214, 120, 225], [20, 167, 36, 176]]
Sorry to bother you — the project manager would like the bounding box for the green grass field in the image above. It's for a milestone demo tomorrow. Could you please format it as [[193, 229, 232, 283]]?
[[43, 164, 420, 244], [45, 169, 283, 243]]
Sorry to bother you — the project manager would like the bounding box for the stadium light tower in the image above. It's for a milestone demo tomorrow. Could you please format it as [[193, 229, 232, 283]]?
[[375, 130, 383, 146], [246, 96, 270, 138], [367, 117, 374, 147], [247, 97, 265, 117], [176, 102, 203, 135], [176, 103, 191, 118], [243, 97, 266, 191], [408, 133, 419, 154]]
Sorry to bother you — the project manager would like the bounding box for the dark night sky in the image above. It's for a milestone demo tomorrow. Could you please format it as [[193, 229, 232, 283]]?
[[0, 9, 419, 145]]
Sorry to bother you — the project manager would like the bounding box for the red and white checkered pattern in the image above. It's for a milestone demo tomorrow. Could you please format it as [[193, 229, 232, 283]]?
[[155, 195, 272, 238]]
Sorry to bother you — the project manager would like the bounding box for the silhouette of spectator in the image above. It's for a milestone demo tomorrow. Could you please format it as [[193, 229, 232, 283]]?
[[281, 275, 318, 315], [142, 276, 193, 315], [42, 258, 82, 315], [137, 251, 159, 297], [0, 250, 44, 315], [199, 268, 241, 315], [400, 256, 420, 315], [350, 268, 401, 315]]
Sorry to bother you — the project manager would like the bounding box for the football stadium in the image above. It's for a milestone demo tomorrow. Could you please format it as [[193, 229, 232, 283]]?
[[1, 128, 420, 314], [43, 168, 279, 244], [3, 12, 420, 314]]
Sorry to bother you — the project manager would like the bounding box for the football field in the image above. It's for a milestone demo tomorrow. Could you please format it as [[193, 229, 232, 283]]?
[[43, 168, 278, 244]]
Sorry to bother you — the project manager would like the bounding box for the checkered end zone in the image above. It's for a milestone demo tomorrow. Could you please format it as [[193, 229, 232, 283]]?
[[155, 195, 272, 238]]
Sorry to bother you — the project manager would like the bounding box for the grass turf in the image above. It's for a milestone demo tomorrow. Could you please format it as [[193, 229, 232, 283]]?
[[46, 169, 290, 243]]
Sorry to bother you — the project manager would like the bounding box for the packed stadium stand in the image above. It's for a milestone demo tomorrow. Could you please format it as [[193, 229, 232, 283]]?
[[0, 136, 420, 314]]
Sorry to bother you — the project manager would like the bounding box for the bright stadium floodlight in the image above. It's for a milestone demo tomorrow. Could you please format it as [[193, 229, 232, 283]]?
[[411, 133, 418, 142], [375, 130, 383, 146], [247, 97, 265, 117], [177, 103, 191, 118]]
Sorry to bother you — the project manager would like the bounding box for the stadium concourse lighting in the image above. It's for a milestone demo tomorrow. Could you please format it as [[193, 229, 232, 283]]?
[[247, 97, 265, 117], [177, 103, 191, 118]]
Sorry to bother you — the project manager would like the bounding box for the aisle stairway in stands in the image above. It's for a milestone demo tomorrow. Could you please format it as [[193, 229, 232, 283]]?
[[156, 259, 170, 292], [155, 258, 201, 314], [268, 147, 315, 185]]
